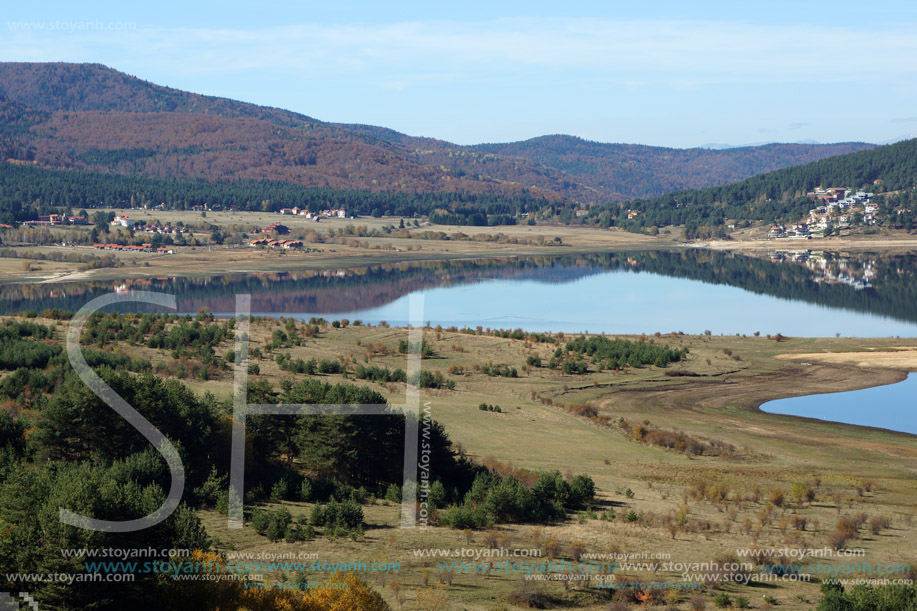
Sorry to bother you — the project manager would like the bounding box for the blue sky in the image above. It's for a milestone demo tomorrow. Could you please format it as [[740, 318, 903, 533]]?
[[3, 1, 917, 147]]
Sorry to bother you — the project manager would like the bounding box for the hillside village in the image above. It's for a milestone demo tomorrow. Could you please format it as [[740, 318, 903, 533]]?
[[768, 187, 877, 238]]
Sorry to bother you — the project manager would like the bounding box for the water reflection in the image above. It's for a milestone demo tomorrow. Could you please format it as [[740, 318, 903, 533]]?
[[0, 250, 915, 336]]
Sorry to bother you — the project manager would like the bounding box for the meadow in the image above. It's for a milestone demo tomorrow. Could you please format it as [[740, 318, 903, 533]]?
[[3, 310, 914, 610]]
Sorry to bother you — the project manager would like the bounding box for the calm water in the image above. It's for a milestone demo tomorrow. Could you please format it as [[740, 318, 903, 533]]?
[[276, 270, 917, 337], [760, 374, 917, 434], [2, 250, 916, 337]]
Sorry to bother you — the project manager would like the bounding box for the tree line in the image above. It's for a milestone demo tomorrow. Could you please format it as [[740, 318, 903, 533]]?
[[0, 161, 547, 225]]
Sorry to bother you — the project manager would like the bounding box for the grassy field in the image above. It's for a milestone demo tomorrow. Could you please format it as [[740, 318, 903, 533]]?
[[2, 208, 916, 284], [13, 312, 914, 610]]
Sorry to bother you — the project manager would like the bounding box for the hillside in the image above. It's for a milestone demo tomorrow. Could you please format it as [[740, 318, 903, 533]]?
[[589, 137, 917, 234], [0, 63, 877, 205], [473, 135, 874, 199], [0, 63, 570, 202]]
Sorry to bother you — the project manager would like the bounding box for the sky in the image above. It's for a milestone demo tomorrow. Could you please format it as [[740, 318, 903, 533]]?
[[3, 1, 917, 148]]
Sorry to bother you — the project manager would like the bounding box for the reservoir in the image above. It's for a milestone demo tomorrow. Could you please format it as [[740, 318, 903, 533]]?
[[760, 374, 917, 434], [2, 250, 916, 337]]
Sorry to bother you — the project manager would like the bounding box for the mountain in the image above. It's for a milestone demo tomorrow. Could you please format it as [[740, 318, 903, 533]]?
[[471, 135, 872, 200], [591, 137, 917, 235], [0, 62, 876, 203]]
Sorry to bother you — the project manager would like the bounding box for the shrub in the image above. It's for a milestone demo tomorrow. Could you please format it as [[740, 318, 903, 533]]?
[[506, 578, 550, 609], [250, 508, 293, 542], [310, 499, 364, 530], [384, 483, 401, 502]]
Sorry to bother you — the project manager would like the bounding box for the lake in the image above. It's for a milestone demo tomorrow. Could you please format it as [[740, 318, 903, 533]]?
[[760, 374, 917, 434], [4, 249, 915, 432], [2, 250, 914, 337]]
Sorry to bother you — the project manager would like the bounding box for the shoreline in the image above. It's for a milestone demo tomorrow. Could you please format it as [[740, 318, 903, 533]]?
[[594, 360, 915, 439], [2, 234, 916, 285]]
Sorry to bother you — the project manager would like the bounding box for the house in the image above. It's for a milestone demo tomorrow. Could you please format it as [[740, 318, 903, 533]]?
[[263, 223, 290, 235], [156, 247, 174, 254], [282, 240, 303, 249], [112, 215, 134, 228]]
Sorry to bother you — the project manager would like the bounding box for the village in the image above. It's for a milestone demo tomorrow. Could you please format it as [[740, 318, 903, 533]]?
[[768, 187, 877, 239]]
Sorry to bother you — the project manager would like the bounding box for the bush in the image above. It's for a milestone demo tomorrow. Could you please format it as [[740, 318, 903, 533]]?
[[561, 360, 588, 375], [438, 503, 492, 529], [429, 480, 448, 508], [385, 483, 401, 502], [816, 581, 917, 610], [310, 499, 364, 530], [250, 508, 293, 542], [506, 579, 550, 609], [270, 478, 290, 502], [570, 474, 596, 506], [299, 479, 313, 502]]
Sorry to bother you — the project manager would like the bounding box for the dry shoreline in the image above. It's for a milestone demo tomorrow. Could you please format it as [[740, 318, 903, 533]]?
[[597, 360, 914, 438]]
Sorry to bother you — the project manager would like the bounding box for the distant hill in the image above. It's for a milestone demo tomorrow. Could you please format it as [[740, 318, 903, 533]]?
[[0, 62, 876, 204], [471, 135, 873, 199]]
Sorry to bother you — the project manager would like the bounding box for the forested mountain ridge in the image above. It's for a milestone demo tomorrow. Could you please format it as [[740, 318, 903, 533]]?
[[0, 63, 571, 202], [0, 62, 875, 204], [0, 61, 321, 124], [473, 135, 874, 199], [590, 137, 917, 235]]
